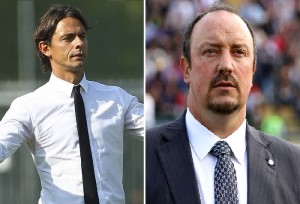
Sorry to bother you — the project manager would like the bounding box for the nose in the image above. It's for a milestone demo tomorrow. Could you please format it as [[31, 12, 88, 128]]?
[[217, 50, 233, 73], [74, 35, 85, 49]]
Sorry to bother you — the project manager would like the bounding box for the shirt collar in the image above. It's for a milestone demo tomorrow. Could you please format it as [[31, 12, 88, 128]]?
[[186, 108, 246, 164], [77, 74, 89, 94], [49, 73, 89, 97]]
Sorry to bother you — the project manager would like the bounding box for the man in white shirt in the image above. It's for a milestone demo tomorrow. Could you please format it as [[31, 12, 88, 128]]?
[[146, 2, 300, 204], [0, 4, 144, 204]]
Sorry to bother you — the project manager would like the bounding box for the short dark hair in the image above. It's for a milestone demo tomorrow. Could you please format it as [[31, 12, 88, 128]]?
[[182, 2, 257, 66], [33, 4, 89, 72]]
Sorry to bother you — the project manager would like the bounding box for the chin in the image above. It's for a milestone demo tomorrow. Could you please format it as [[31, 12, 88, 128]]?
[[208, 102, 240, 115], [206, 97, 241, 115], [71, 63, 85, 70], [67, 66, 84, 75]]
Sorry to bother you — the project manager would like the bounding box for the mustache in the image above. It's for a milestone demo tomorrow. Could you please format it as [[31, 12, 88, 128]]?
[[209, 72, 239, 90]]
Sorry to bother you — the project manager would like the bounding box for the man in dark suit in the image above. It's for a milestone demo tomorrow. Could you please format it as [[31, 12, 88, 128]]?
[[146, 2, 300, 204]]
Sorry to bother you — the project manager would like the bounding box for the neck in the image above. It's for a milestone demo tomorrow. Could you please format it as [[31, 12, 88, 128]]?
[[189, 107, 246, 139], [52, 70, 84, 85]]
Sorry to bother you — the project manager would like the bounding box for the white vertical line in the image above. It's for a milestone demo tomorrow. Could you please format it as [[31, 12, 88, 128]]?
[[17, 0, 35, 82]]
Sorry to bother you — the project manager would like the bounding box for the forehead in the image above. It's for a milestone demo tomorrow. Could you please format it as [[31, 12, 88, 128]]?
[[191, 11, 253, 47], [54, 17, 86, 34]]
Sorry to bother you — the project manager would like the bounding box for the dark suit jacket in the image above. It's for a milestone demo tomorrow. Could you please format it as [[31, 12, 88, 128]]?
[[146, 111, 300, 204]]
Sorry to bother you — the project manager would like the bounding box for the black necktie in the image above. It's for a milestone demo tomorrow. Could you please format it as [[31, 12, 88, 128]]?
[[210, 141, 239, 204], [74, 85, 99, 204]]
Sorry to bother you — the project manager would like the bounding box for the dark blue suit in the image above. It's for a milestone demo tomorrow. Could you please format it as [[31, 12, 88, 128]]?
[[146, 111, 300, 204]]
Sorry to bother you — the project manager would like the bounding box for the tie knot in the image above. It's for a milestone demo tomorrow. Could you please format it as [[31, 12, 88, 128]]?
[[74, 85, 81, 94], [210, 141, 232, 157]]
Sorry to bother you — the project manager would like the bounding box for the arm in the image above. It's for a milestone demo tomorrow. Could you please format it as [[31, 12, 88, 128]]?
[[123, 90, 144, 141], [0, 98, 33, 163]]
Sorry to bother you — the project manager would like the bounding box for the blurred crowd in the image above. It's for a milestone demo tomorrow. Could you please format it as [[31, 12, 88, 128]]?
[[145, 0, 300, 139]]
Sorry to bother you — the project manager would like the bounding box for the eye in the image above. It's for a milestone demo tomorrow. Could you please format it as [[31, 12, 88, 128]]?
[[202, 48, 219, 56], [80, 33, 87, 39], [62, 35, 75, 42], [233, 48, 246, 57]]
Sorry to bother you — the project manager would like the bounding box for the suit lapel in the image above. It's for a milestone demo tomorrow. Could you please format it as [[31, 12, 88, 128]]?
[[155, 115, 279, 203], [157, 112, 201, 204], [247, 124, 277, 204]]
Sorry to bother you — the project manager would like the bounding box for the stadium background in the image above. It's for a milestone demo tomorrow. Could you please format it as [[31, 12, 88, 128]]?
[[146, 0, 300, 145], [0, 1, 143, 203]]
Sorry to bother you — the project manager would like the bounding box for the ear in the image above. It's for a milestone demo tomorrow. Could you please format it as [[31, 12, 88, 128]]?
[[251, 63, 257, 87], [252, 63, 257, 74], [38, 41, 51, 58], [180, 56, 191, 85]]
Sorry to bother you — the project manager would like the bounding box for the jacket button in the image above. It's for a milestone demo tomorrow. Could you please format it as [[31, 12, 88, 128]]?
[[267, 159, 274, 166]]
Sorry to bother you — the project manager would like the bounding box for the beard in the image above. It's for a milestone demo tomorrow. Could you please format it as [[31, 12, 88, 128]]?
[[206, 72, 241, 115], [206, 99, 241, 115]]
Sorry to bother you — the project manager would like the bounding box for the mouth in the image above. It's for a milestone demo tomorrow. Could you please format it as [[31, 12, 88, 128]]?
[[72, 52, 85, 58], [213, 81, 236, 88]]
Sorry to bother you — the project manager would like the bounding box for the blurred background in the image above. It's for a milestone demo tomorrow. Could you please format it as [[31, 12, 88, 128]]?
[[146, 0, 300, 144], [0, 0, 143, 203]]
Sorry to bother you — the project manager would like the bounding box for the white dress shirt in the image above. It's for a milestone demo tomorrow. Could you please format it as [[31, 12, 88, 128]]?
[[186, 109, 247, 204], [0, 73, 144, 204]]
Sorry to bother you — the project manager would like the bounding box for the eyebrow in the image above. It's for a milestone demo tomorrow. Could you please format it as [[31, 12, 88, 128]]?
[[64, 31, 87, 35], [199, 42, 220, 48], [231, 43, 249, 49], [200, 42, 249, 49], [54, 30, 87, 37]]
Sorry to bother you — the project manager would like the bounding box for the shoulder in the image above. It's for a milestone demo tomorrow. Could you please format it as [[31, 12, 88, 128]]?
[[88, 80, 133, 98], [87, 80, 142, 112], [254, 127, 300, 191], [248, 124, 300, 158], [11, 83, 49, 107], [147, 123, 169, 136], [147, 111, 187, 141], [268, 135, 300, 157], [2, 84, 50, 125], [146, 115, 186, 151], [146, 123, 174, 153], [88, 80, 123, 91], [146, 121, 176, 141]]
